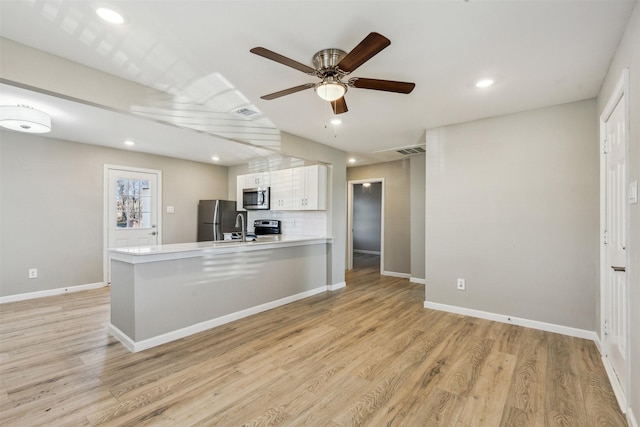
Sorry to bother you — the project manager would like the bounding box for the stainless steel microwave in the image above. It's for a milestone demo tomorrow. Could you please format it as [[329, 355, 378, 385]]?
[[242, 187, 270, 210]]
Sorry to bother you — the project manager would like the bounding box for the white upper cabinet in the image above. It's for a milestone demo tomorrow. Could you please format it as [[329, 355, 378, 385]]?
[[292, 165, 327, 211], [270, 168, 294, 211], [236, 165, 326, 212], [244, 172, 270, 188]]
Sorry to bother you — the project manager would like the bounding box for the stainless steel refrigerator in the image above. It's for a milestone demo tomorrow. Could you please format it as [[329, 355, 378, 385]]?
[[197, 200, 245, 242]]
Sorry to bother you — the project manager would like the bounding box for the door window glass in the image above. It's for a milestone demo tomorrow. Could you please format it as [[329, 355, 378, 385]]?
[[115, 178, 151, 228]]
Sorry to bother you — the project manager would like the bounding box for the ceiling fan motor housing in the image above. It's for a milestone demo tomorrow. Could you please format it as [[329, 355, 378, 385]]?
[[312, 49, 347, 77]]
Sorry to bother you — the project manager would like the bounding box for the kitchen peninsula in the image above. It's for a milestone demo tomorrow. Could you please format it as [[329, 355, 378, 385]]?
[[108, 235, 333, 352]]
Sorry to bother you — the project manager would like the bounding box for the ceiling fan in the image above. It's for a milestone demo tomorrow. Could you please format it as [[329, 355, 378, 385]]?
[[250, 32, 415, 115]]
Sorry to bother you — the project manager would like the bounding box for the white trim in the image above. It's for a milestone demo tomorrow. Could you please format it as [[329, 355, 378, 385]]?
[[109, 285, 328, 352], [628, 408, 638, 427], [593, 333, 603, 354], [601, 356, 627, 413], [103, 165, 163, 285], [0, 282, 105, 304], [347, 178, 385, 272], [353, 249, 381, 255], [410, 277, 426, 285], [598, 68, 631, 413], [382, 271, 410, 279], [328, 281, 346, 291], [423, 300, 597, 341]]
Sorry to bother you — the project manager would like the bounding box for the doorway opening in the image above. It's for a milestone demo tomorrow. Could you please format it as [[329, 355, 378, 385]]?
[[347, 178, 384, 273]]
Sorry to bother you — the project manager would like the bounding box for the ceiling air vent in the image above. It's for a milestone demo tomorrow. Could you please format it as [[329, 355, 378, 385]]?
[[231, 107, 261, 118], [234, 108, 257, 116], [396, 146, 425, 156]]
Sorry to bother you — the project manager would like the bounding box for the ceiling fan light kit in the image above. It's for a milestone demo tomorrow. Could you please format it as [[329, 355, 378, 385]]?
[[251, 32, 415, 114], [0, 105, 51, 133], [315, 78, 347, 102]]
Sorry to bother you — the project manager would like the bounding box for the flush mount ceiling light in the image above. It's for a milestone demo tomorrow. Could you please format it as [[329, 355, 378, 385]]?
[[330, 118, 342, 126], [348, 158, 356, 164], [124, 140, 135, 146], [96, 7, 125, 24], [0, 105, 51, 133], [475, 78, 495, 88], [315, 77, 347, 102], [211, 156, 220, 162]]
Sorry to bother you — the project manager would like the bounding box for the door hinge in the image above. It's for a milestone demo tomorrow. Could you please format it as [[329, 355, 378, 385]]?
[[603, 229, 608, 244], [603, 319, 608, 336], [602, 139, 609, 154]]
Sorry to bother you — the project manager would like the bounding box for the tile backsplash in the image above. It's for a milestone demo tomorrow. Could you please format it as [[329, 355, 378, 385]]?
[[247, 210, 328, 236]]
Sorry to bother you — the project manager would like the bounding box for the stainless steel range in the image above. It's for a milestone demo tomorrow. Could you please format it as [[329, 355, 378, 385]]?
[[253, 220, 281, 235]]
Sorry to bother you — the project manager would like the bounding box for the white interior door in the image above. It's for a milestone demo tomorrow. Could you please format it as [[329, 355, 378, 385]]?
[[601, 73, 628, 409], [104, 166, 162, 283]]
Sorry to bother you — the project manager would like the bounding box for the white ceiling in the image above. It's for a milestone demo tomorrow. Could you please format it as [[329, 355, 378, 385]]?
[[0, 0, 635, 166]]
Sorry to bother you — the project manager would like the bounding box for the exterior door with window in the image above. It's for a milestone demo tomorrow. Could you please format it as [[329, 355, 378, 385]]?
[[105, 167, 161, 282]]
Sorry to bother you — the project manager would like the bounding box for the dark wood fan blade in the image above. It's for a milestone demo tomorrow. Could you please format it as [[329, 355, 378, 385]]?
[[260, 83, 315, 100], [337, 32, 391, 73], [349, 78, 415, 94], [250, 47, 316, 74], [331, 97, 348, 115]]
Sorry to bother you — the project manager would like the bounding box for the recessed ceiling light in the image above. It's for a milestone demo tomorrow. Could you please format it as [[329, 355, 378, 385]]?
[[211, 156, 220, 161], [348, 158, 356, 164], [96, 7, 125, 24], [475, 79, 495, 88], [330, 118, 342, 126], [124, 140, 135, 146]]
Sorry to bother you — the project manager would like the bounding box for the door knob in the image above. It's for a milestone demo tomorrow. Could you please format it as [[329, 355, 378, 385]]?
[[150, 231, 157, 236]]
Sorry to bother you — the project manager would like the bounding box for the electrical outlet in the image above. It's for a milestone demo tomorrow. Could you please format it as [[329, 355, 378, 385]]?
[[457, 278, 465, 290], [28, 268, 38, 279]]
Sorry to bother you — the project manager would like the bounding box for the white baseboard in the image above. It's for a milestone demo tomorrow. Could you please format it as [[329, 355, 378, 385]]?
[[0, 282, 106, 304], [110, 285, 329, 352], [423, 300, 597, 341], [328, 281, 346, 291], [601, 355, 628, 414], [629, 407, 638, 427], [410, 277, 426, 284], [593, 333, 603, 354], [382, 270, 410, 279]]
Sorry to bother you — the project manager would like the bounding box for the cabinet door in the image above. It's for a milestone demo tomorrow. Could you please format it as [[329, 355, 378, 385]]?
[[291, 167, 306, 210], [246, 172, 270, 188], [270, 169, 293, 210], [304, 165, 327, 210], [236, 175, 246, 211]]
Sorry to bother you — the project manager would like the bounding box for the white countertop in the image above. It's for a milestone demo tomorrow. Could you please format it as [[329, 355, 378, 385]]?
[[109, 235, 333, 264]]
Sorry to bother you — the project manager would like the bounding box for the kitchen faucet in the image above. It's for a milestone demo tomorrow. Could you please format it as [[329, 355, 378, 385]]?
[[234, 213, 246, 242]]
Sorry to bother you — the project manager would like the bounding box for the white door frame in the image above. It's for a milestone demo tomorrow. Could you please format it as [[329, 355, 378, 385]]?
[[599, 68, 630, 413], [103, 165, 163, 284], [347, 178, 385, 273]]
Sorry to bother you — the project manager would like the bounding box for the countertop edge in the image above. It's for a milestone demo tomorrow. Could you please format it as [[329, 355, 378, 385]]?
[[109, 236, 333, 264]]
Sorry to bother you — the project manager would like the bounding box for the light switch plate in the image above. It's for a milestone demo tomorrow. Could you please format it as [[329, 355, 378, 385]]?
[[629, 180, 638, 204], [166, 205, 175, 214]]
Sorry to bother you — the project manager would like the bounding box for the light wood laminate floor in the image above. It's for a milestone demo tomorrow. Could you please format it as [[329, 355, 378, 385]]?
[[0, 254, 626, 426]]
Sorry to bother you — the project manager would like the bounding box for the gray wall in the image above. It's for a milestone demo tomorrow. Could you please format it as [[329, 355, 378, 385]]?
[[348, 159, 411, 275], [279, 132, 347, 288], [597, 1, 639, 419], [410, 153, 426, 280], [425, 99, 599, 330], [0, 132, 228, 297], [353, 182, 382, 253]]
